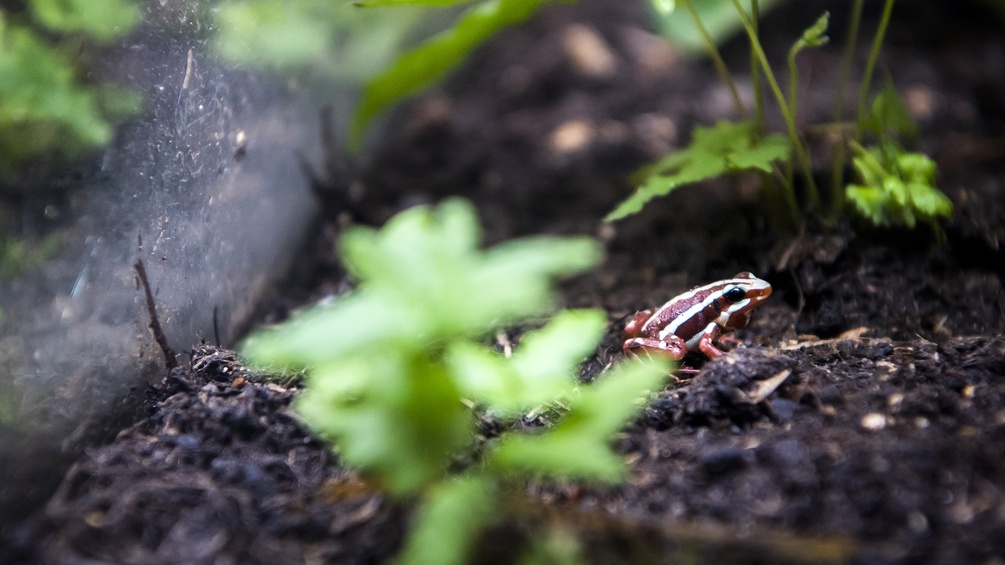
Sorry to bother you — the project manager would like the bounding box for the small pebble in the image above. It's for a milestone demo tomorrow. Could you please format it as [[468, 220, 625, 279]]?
[[631, 113, 678, 155], [908, 510, 929, 533], [619, 26, 680, 73], [861, 412, 887, 431], [550, 120, 595, 154], [904, 85, 935, 121], [562, 24, 617, 79]]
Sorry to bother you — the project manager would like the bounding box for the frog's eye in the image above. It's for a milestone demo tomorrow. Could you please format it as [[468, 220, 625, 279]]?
[[723, 287, 746, 303]]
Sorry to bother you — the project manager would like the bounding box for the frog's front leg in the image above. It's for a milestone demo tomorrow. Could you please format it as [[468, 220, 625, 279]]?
[[696, 322, 726, 359], [623, 335, 688, 362]]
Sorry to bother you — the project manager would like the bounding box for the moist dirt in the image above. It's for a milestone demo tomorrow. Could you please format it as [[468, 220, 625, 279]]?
[[5, 0, 1005, 563]]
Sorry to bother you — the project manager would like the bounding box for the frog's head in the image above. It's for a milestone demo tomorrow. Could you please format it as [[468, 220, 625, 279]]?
[[717, 272, 772, 331]]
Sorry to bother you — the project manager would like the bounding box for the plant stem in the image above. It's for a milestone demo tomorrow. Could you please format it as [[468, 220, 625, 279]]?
[[682, 0, 746, 118], [854, 0, 896, 143], [784, 24, 803, 196], [767, 163, 800, 230], [746, 0, 792, 224], [830, 0, 865, 217], [835, 0, 863, 124], [785, 41, 800, 135], [750, 0, 763, 133], [731, 0, 819, 213]]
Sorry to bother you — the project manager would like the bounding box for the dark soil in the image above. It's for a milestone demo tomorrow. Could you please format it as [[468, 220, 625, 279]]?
[[6, 0, 1005, 563]]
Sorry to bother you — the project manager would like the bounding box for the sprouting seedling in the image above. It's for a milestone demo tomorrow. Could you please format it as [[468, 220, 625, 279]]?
[[858, 77, 919, 143], [614, 0, 952, 239], [845, 142, 951, 233], [0, 0, 141, 175], [607, 4, 827, 226], [843, 79, 951, 235], [241, 198, 669, 564]]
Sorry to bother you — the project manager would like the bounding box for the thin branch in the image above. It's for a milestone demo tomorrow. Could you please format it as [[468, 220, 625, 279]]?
[[135, 258, 178, 370]]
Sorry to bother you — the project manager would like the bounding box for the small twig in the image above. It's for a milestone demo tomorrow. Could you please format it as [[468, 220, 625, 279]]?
[[135, 258, 178, 370], [747, 369, 792, 404], [780, 327, 874, 351], [181, 48, 194, 91]]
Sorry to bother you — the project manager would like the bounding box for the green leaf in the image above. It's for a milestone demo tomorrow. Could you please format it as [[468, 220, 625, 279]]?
[[504, 309, 606, 401], [908, 181, 953, 218], [448, 309, 607, 414], [845, 143, 952, 230], [650, 0, 676, 15], [850, 143, 886, 187], [243, 199, 602, 369], [846, 185, 888, 226], [213, 1, 332, 68], [340, 197, 481, 286], [396, 475, 497, 565], [726, 133, 790, 171], [339, 198, 602, 342], [30, 0, 138, 41], [240, 198, 606, 497], [605, 121, 790, 222], [0, 15, 140, 172], [490, 360, 669, 482], [239, 293, 422, 368], [862, 79, 919, 141], [494, 430, 627, 483], [898, 151, 936, 183], [295, 352, 474, 496], [349, 0, 548, 150]]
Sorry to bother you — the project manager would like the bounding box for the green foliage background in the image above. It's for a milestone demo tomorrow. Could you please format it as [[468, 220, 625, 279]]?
[[212, 0, 439, 83], [0, 0, 141, 177], [649, 0, 781, 52], [210, 0, 562, 150]]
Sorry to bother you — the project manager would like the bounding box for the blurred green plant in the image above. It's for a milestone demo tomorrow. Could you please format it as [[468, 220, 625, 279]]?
[[29, 0, 137, 39], [845, 142, 949, 233], [347, 0, 561, 150], [212, 0, 563, 150], [0, 0, 141, 176], [242, 198, 668, 564], [609, 0, 953, 237], [212, 0, 440, 83], [0, 231, 61, 280], [247, 0, 952, 236], [843, 79, 951, 235]]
